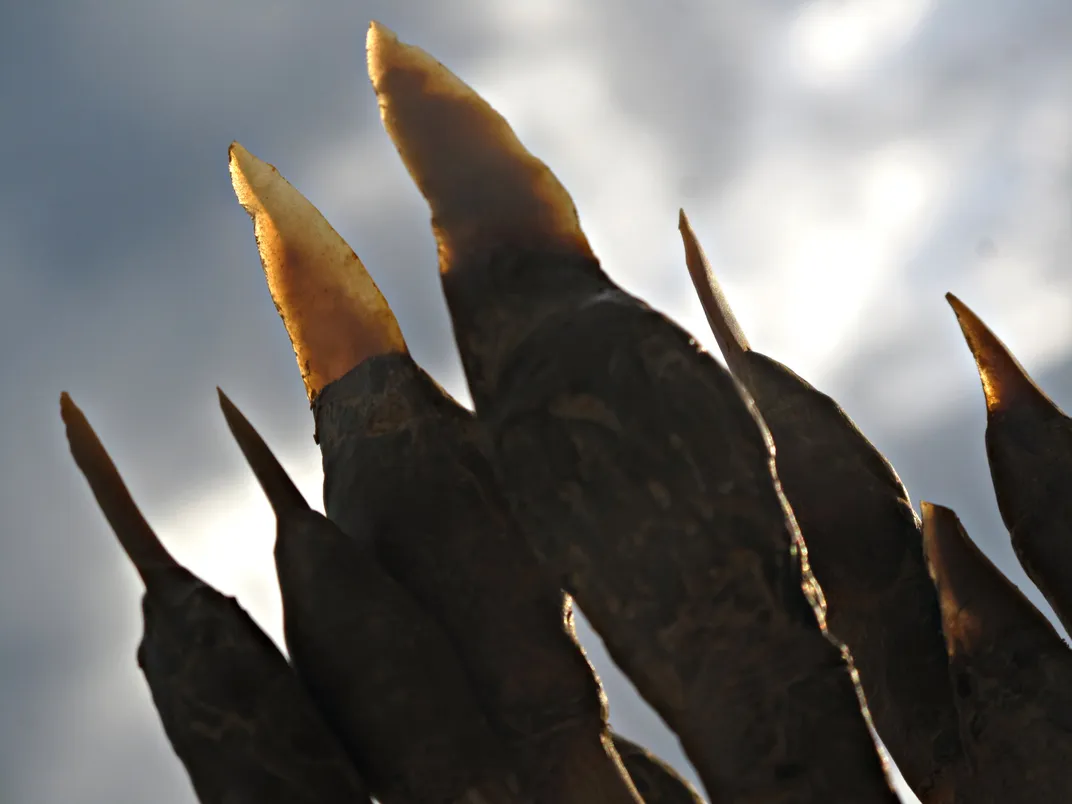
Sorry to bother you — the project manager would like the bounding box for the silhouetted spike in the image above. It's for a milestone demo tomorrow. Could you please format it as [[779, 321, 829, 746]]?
[[678, 210, 751, 379], [366, 21, 594, 272], [60, 392, 183, 586], [611, 734, 706, 804], [60, 393, 372, 803], [919, 501, 1072, 803], [920, 502, 1056, 657], [947, 293, 1072, 635], [367, 28, 898, 803], [217, 388, 307, 517], [946, 293, 1055, 415], [228, 142, 406, 402], [674, 234, 961, 797], [315, 356, 641, 804]]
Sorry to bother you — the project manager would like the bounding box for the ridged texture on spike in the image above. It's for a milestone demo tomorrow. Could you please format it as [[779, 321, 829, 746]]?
[[921, 502, 1072, 804], [367, 21, 594, 272], [229, 142, 406, 402], [60, 393, 372, 804], [217, 389, 526, 803], [313, 357, 642, 804], [679, 219, 961, 802], [947, 293, 1072, 635]]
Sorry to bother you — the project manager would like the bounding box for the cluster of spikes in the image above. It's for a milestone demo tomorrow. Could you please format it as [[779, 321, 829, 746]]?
[[61, 22, 1072, 804]]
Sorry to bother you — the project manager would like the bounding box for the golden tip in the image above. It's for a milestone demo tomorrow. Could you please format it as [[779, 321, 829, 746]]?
[[228, 141, 406, 402], [366, 24, 593, 275], [946, 293, 1052, 416], [921, 500, 1053, 658], [678, 209, 751, 376]]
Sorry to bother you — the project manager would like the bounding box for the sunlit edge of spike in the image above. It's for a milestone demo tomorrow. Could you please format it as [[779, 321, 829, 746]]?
[[678, 209, 753, 379], [946, 293, 1057, 415], [228, 141, 407, 403]]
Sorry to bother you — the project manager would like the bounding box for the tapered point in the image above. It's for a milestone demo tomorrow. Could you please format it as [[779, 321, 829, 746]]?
[[228, 141, 406, 402], [946, 293, 1054, 416], [678, 209, 751, 377], [921, 501, 1052, 658], [366, 22, 594, 274], [60, 392, 181, 584], [217, 387, 308, 517]]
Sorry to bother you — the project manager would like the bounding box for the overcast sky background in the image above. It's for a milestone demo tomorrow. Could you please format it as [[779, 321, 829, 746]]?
[[3, 1, 1072, 802]]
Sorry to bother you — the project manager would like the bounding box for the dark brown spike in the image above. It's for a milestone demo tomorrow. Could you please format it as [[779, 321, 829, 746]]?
[[677, 233, 962, 799], [920, 501, 1072, 804], [216, 390, 524, 803], [365, 26, 898, 800], [315, 356, 641, 804], [60, 393, 372, 803], [216, 388, 307, 516], [60, 392, 183, 586], [947, 293, 1072, 635], [678, 210, 751, 379]]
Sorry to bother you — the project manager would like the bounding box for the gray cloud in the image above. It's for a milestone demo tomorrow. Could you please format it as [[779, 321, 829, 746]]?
[[4, 1, 1072, 801]]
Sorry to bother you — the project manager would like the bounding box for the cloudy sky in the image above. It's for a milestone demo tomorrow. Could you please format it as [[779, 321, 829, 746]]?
[[3, 1, 1072, 801]]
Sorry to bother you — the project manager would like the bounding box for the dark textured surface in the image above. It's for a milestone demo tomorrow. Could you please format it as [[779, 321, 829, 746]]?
[[219, 392, 521, 804], [315, 355, 640, 804], [613, 733, 706, 804], [61, 395, 371, 804], [921, 504, 1072, 804], [443, 255, 898, 802], [725, 352, 962, 802]]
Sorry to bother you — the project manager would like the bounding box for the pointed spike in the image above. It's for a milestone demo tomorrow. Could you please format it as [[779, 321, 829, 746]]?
[[59, 392, 182, 584], [228, 141, 407, 402], [217, 388, 309, 518], [920, 501, 1057, 657], [678, 209, 752, 379], [366, 21, 594, 274], [946, 293, 1056, 415]]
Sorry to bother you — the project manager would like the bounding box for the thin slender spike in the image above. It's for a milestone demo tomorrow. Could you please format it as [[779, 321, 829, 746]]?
[[60, 393, 371, 803], [366, 21, 594, 274], [60, 392, 181, 583], [674, 232, 961, 798], [228, 142, 406, 402], [678, 210, 751, 379], [947, 293, 1072, 636], [217, 388, 307, 517]]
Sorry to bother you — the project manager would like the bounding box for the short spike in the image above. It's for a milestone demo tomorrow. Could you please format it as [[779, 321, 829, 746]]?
[[229, 142, 406, 402], [946, 293, 1055, 415]]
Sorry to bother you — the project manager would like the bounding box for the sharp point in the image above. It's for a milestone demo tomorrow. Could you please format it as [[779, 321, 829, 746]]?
[[59, 392, 181, 585], [228, 140, 407, 402], [366, 22, 594, 273], [946, 293, 1055, 416], [677, 210, 752, 378], [217, 388, 309, 518]]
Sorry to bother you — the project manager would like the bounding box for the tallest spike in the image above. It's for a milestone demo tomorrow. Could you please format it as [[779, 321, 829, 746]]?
[[228, 142, 406, 402], [366, 21, 594, 274]]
